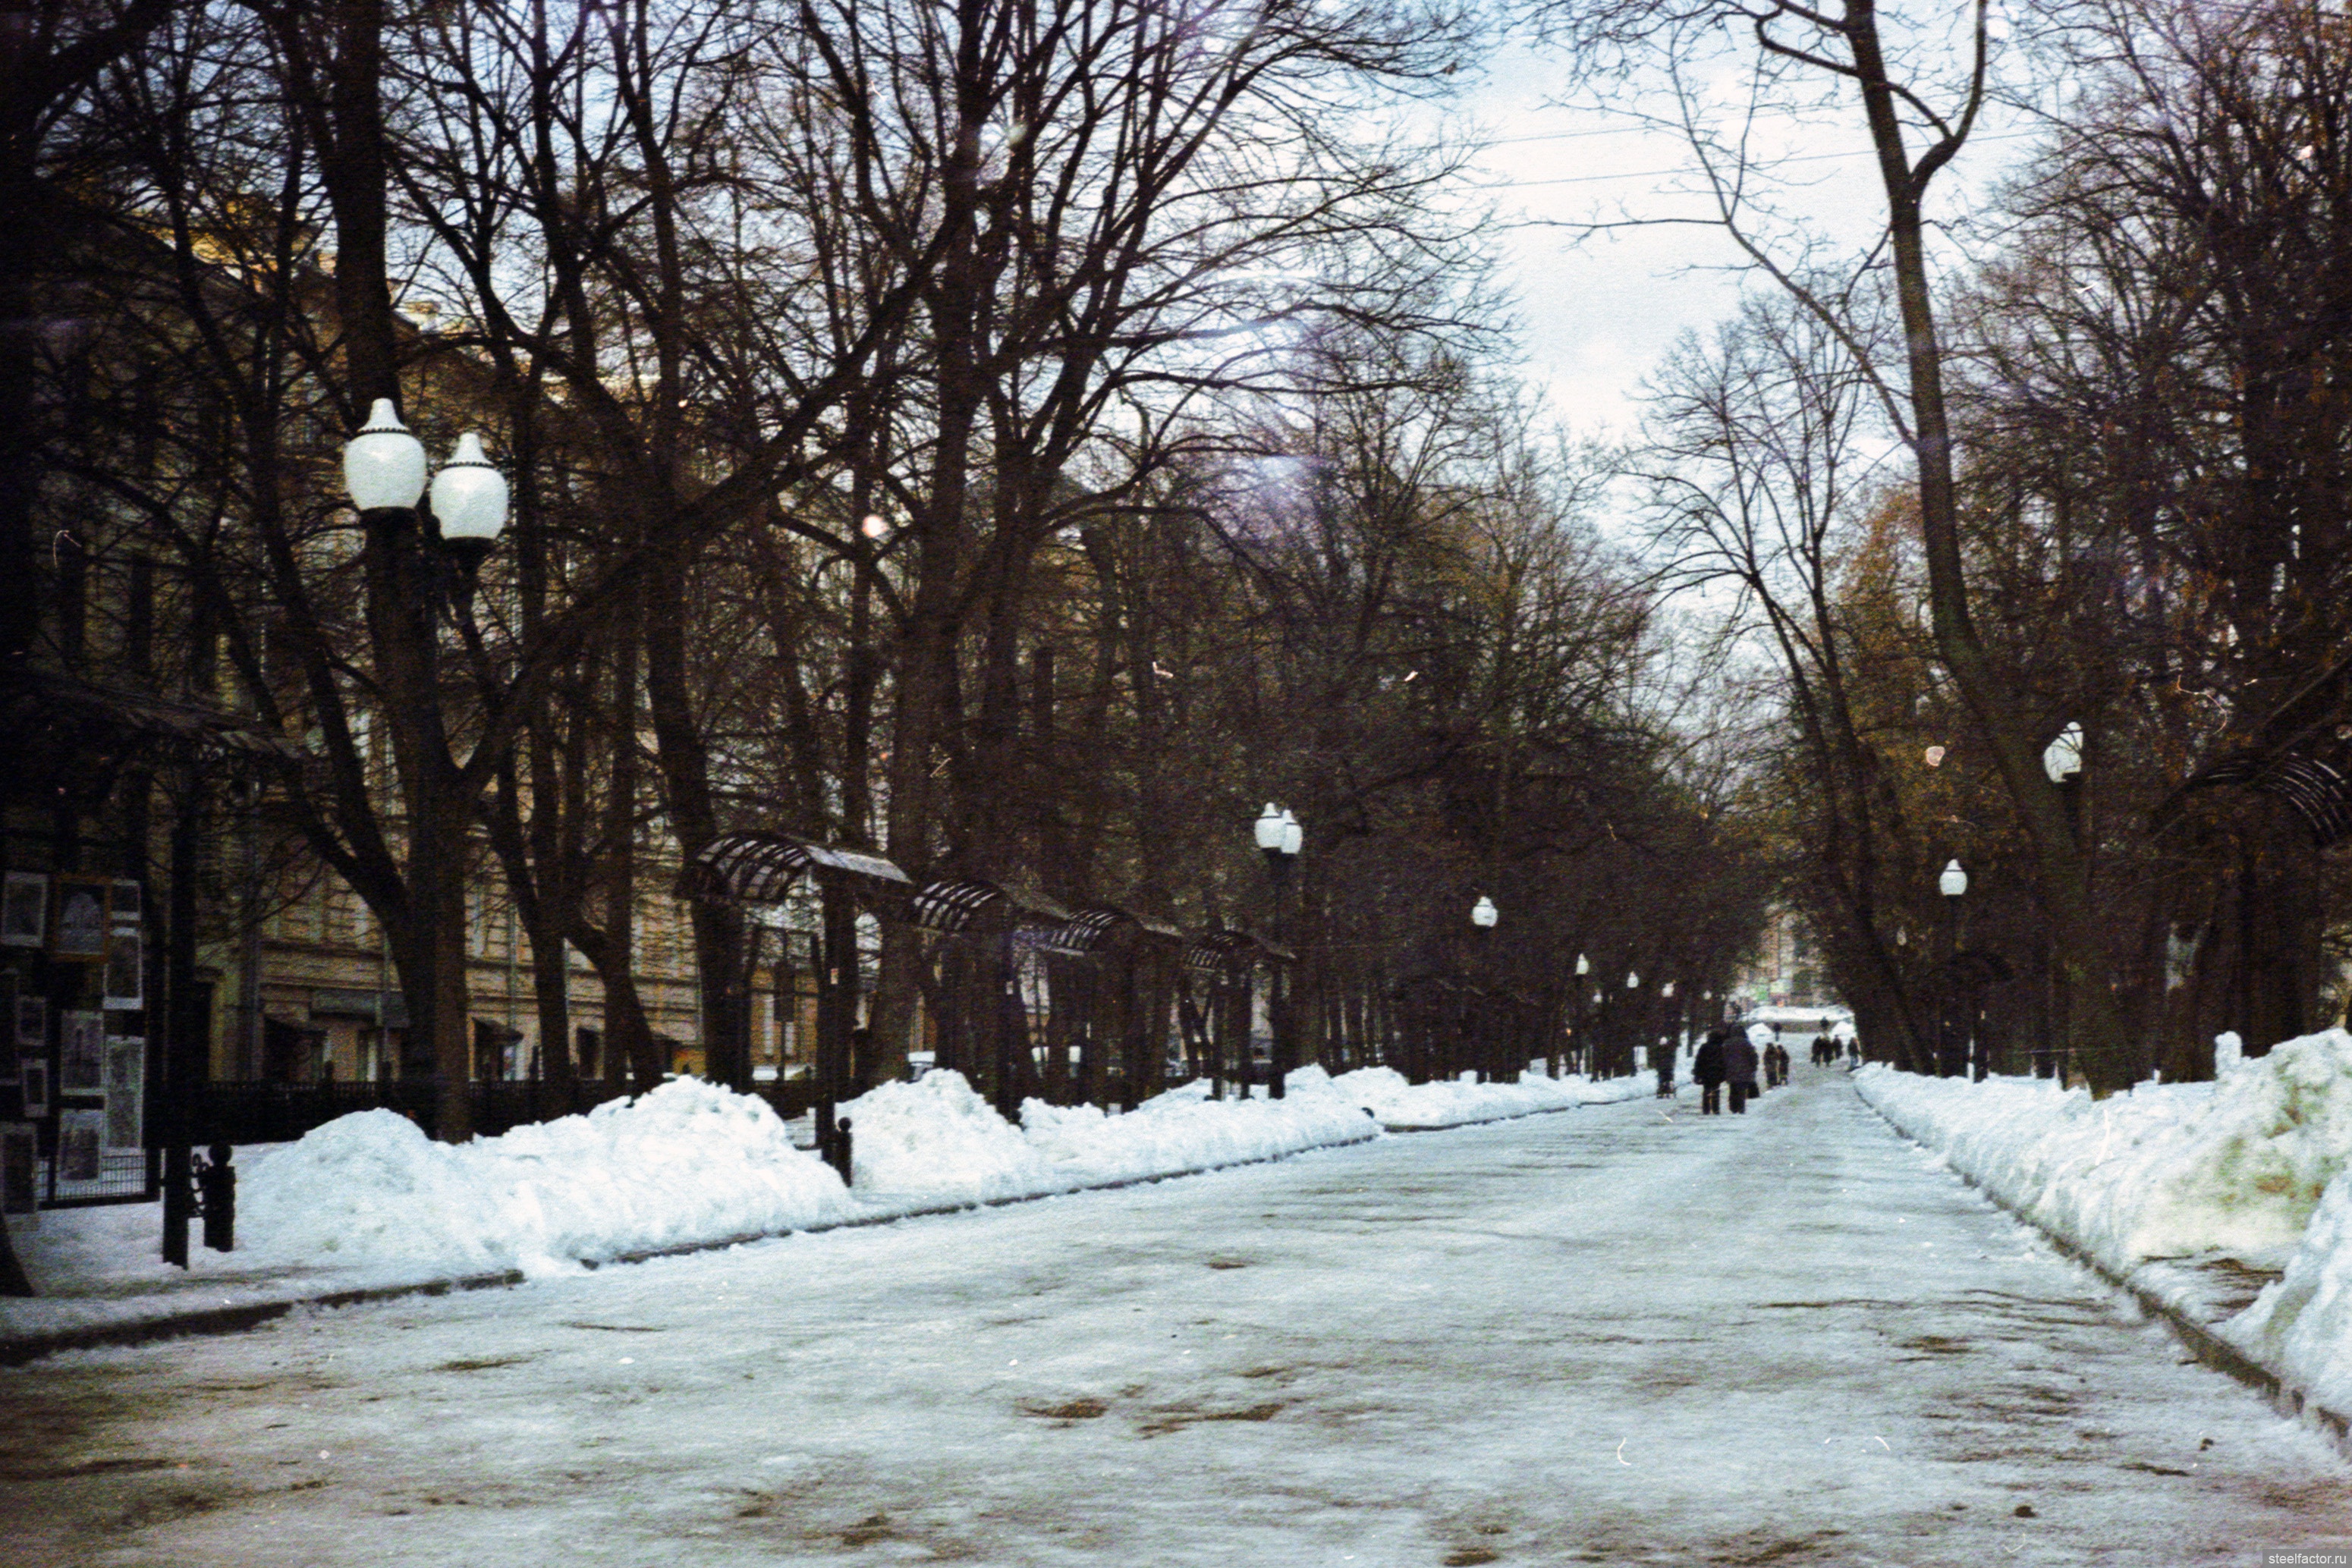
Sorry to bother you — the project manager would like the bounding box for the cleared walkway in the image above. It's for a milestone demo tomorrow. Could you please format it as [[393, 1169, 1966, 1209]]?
[[3, 1068, 2347, 1566]]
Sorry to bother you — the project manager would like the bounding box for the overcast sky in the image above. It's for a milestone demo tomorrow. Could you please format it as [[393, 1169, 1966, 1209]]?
[[1454, 33, 2049, 440]]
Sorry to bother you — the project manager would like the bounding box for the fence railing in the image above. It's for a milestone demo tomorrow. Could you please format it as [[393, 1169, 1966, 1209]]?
[[166, 1076, 833, 1148], [168, 1079, 630, 1146]]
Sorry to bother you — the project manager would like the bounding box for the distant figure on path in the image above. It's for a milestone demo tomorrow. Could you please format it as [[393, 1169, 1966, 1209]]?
[[1727, 1025, 1764, 1114], [1693, 1028, 1727, 1115], [1655, 1042, 1675, 1098]]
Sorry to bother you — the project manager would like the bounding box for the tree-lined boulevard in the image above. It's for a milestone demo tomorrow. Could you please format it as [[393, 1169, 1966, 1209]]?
[[8, 2, 2352, 1557], [5, 1068, 2347, 1566]]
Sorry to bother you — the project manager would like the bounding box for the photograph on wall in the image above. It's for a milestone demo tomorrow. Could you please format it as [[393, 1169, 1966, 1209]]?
[[103, 1037, 143, 1150], [0, 975, 13, 1086], [1, 872, 46, 948], [14, 992, 44, 1052], [110, 879, 140, 920], [49, 877, 109, 960], [103, 923, 143, 1010], [58, 1108, 104, 1182], [19, 1057, 48, 1120], [58, 1009, 103, 1093], [1, 1123, 33, 1214]]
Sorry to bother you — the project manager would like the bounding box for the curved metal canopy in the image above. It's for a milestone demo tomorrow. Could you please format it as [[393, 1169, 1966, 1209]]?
[[2183, 749, 2352, 848], [683, 831, 910, 907], [1184, 927, 1296, 973], [909, 878, 1072, 938]]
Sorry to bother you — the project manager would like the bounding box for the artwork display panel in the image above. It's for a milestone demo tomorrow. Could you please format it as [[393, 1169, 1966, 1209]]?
[[1, 872, 46, 948], [18, 1057, 47, 1119], [103, 1038, 143, 1149], [58, 1108, 103, 1182], [59, 1010, 103, 1093], [1, 1123, 33, 1214], [0, 975, 13, 1086], [110, 880, 140, 920], [13, 993, 42, 1051], [103, 923, 143, 1010], [49, 878, 109, 960]]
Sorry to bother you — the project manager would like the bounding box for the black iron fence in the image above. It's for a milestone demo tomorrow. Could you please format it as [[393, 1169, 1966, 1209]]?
[[170, 1075, 829, 1148], [172, 1079, 634, 1146]]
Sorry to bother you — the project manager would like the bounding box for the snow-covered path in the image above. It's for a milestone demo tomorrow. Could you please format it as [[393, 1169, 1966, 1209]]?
[[5, 1069, 2347, 1566]]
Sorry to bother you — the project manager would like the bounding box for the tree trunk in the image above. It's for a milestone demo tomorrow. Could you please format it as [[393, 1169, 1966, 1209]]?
[[1847, 2, 2133, 1092]]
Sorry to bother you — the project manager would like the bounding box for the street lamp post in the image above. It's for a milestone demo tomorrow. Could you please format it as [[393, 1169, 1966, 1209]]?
[[1573, 951, 1589, 1076], [2042, 721, 2085, 841], [1939, 858, 1967, 1079], [2042, 723, 2084, 1083], [1659, 978, 1678, 1079], [1253, 803, 1301, 1098], [1467, 896, 1497, 1082], [347, 401, 510, 580], [1624, 968, 1640, 1080], [342, 399, 509, 1136]]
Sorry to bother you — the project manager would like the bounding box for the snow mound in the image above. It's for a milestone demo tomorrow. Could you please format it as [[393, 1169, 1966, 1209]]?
[[1857, 1034, 2352, 1429], [1859, 1030, 2352, 1271], [837, 1070, 1044, 1202], [203, 1061, 1636, 1290], [237, 1079, 851, 1279], [841, 1067, 1379, 1201], [1327, 1065, 1651, 1129], [2236, 1169, 2352, 1417]]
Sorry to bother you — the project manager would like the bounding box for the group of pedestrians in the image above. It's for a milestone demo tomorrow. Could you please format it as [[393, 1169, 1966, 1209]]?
[[1691, 1025, 1766, 1114], [1671, 1018, 1860, 1114]]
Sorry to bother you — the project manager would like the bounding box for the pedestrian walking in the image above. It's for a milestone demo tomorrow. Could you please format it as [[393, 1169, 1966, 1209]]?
[[1693, 1028, 1727, 1115], [1726, 1024, 1764, 1113], [1654, 1042, 1676, 1098]]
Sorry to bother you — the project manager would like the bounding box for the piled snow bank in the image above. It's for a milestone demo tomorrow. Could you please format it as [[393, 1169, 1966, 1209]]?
[[1857, 1032, 2352, 1271], [1855, 1034, 2352, 1423], [2236, 1173, 2352, 1418], [228, 1069, 1381, 1283], [1324, 1065, 1652, 1130], [118, 1060, 1643, 1296], [237, 1079, 855, 1280], [846, 1066, 1378, 1202]]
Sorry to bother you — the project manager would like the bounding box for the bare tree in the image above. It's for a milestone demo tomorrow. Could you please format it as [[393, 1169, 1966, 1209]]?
[[1631, 285, 1933, 1067], [1963, 0, 2352, 1061], [1533, 0, 2135, 1087]]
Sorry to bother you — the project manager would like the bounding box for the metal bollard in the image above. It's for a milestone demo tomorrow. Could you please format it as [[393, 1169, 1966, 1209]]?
[[195, 1142, 235, 1253], [162, 1145, 194, 1268], [831, 1117, 853, 1186]]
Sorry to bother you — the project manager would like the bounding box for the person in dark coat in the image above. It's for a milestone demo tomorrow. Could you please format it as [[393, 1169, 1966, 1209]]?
[[1693, 1028, 1727, 1114], [1724, 1029, 1761, 1113], [1654, 1042, 1676, 1098]]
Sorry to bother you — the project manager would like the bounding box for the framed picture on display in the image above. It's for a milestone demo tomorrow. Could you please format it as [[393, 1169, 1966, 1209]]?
[[102, 924, 143, 1010], [1, 1123, 33, 1214], [110, 880, 140, 920], [1, 872, 46, 947], [103, 1038, 143, 1150], [14, 993, 45, 1051], [19, 1057, 48, 1119], [59, 1010, 103, 1093], [49, 878, 109, 961], [58, 1108, 103, 1182], [0, 976, 13, 1086]]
